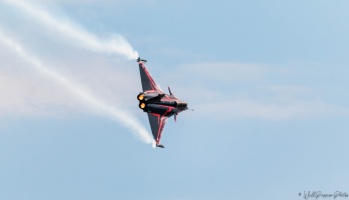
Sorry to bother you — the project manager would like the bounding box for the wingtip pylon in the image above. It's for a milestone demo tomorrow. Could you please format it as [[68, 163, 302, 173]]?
[[137, 57, 147, 63]]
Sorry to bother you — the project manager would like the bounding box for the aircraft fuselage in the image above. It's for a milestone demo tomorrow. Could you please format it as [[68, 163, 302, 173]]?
[[137, 91, 187, 117], [136, 57, 189, 148]]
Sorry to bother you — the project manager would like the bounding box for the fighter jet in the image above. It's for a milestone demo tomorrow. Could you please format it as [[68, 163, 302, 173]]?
[[136, 57, 189, 148]]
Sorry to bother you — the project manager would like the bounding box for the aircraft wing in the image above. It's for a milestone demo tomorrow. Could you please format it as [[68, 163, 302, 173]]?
[[139, 62, 163, 93], [147, 113, 168, 146]]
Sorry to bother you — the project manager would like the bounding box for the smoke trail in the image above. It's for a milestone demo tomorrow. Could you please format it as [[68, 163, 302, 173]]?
[[2, 0, 139, 60], [0, 30, 155, 147]]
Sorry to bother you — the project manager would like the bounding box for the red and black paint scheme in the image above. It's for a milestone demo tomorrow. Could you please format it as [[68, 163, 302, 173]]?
[[137, 57, 189, 148]]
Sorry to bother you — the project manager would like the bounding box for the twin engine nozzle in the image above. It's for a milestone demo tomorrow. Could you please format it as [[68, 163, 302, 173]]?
[[137, 93, 147, 110], [137, 92, 186, 111], [137, 92, 165, 111], [137, 93, 145, 101]]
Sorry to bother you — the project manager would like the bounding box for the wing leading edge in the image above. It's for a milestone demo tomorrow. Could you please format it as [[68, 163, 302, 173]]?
[[147, 113, 168, 148], [138, 62, 163, 93]]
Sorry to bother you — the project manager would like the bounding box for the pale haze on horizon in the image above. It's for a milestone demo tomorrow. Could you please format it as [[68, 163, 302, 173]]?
[[0, 1, 348, 200]]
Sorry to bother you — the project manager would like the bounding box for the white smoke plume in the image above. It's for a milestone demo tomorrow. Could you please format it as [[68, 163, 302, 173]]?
[[2, 0, 139, 60], [0, 30, 155, 147]]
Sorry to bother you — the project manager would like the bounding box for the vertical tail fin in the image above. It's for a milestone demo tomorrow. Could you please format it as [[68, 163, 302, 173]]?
[[168, 86, 173, 95]]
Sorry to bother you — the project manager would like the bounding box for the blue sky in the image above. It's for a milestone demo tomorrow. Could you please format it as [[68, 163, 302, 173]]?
[[0, 1, 348, 200]]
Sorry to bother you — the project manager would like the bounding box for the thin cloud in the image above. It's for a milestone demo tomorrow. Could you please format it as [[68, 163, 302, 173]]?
[[164, 62, 267, 84], [195, 100, 349, 120], [162, 62, 349, 120], [262, 85, 314, 97], [0, 67, 82, 117]]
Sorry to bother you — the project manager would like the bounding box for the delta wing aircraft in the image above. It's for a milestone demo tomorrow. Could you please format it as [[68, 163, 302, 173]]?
[[136, 57, 189, 148]]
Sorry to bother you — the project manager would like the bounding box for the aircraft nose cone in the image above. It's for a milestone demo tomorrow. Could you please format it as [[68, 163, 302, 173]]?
[[176, 101, 187, 108]]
